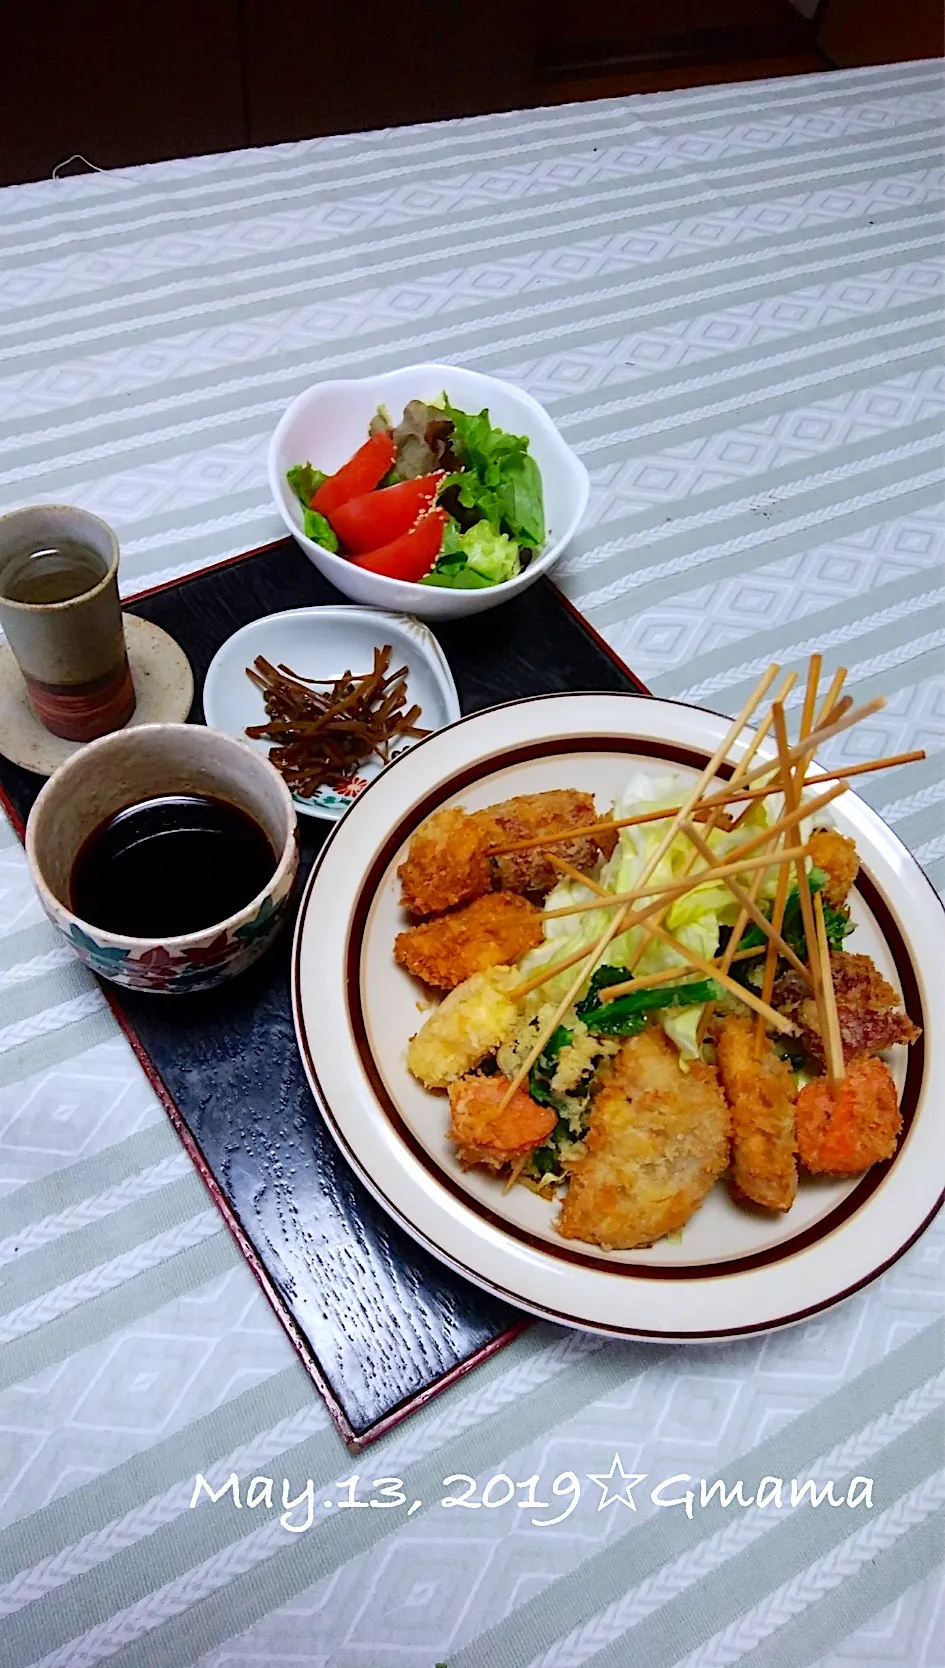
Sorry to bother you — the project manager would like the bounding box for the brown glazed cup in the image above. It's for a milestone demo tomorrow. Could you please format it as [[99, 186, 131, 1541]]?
[[0, 505, 135, 742]]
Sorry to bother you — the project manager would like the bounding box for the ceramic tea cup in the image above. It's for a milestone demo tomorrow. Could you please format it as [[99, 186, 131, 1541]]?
[[25, 723, 299, 993], [0, 504, 135, 741]]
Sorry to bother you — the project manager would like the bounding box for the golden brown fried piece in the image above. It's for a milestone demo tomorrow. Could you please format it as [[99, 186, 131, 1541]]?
[[397, 807, 492, 917], [406, 967, 521, 1090], [474, 789, 617, 896], [448, 1073, 556, 1171], [717, 1015, 797, 1213], [395, 892, 543, 990], [774, 951, 920, 1065], [557, 1027, 730, 1249], [808, 827, 860, 908], [795, 1055, 901, 1174]]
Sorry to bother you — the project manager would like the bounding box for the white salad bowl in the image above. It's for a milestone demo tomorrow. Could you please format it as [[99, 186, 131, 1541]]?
[[268, 363, 590, 620]]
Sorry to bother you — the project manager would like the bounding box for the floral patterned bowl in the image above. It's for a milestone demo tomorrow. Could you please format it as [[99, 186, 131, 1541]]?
[[25, 722, 299, 994]]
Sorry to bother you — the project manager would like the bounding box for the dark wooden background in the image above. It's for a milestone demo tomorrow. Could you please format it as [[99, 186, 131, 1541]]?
[[1, 1, 941, 188]]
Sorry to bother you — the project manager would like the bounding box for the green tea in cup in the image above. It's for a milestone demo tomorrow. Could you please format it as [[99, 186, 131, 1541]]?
[[0, 506, 135, 742], [0, 540, 109, 606]]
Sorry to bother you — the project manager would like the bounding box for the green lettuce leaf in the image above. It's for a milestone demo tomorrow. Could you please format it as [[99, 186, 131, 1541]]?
[[440, 397, 545, 549], [302, 507, 339, 552], [287, 463, 328, 506], [421, 518, 520, 589]]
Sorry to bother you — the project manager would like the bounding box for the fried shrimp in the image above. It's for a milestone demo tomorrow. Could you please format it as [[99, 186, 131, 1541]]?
[[808, 827, 860, 908], [716, 1016, 797, 1213], [475, 790, 617, 897], [406, 967, 520, 1090], [394, 893, 543, 989], [397, 806, 491, 917], [774, 951, 920, 1064], [448, 1074, 556, 1171], [557, 1027, 730, 1249], [795, 1055, 901, 1174]]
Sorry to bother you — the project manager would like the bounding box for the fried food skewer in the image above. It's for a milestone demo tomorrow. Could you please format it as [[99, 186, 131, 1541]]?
[[494, 664, 785, 1115], [718, 1015, 798, 1213]]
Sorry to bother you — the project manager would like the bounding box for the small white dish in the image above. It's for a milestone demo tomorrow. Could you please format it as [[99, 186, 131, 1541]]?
[[267, 362, 590, 621], [202, 606, 460, 820]]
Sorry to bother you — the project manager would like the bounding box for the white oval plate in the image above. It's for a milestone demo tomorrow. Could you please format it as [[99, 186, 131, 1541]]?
[[203, 606, 460, 820], [291, 693, 942, 1338]]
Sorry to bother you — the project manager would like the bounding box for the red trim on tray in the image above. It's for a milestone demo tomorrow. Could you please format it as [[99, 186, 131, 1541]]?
[[0, 777, 26, 840]]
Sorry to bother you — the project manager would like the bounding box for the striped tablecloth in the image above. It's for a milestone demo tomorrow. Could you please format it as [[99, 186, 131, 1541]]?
[[0, 59, 942, 1668]]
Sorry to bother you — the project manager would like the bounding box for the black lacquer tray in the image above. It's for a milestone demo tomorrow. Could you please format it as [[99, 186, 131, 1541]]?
[[0, 539, 647, 1446]]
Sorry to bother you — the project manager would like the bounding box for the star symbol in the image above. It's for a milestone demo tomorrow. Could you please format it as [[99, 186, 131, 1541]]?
[[586, 1453, 647, 1511]]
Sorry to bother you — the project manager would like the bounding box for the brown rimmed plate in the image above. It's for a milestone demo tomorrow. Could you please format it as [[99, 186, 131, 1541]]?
[[291, 692, 943, 1339]]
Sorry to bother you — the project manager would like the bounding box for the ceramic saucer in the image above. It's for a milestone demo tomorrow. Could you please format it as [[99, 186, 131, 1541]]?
[[0, 614, 194, 776]]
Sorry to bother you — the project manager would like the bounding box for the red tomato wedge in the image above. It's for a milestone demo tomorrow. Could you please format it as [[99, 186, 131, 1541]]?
[[329, 473, 442, 555], [351, 507, 449, 583], [312, 430, 396, 516]]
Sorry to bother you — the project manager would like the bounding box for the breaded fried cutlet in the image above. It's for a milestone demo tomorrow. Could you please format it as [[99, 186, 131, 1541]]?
[[808, 827, 860, 908], [795, 1055, 901, 1174], [774, 951, 920, 1064], [557, 1027, 730, 1249], [474, 790, 617, 896], [395, 893, 543, 990], [448, 1073, 556, 1171], [397, 806, 492, 917], [717, 1015, 797, 1213], [398, 789, 615, 916], [406, 967, 521, 1089]]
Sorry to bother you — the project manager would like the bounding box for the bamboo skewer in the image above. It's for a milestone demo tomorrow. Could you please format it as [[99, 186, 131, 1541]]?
[[742, 668, 848, 944], [680, 820, 810, 981], [753, 703, 804, 1048], [799, 653, 822, 749], [515, 845, 809, 1001], [547, 851, 609, 897], [628, 670, 801, 981], [619, 675, 799, 987], [540, 848, 773, 997], [531, 779, 846, 947], [493, 664, 784, 1113], [592, 916, 799, 1036], [486, 740, 916, 860], [815, 665, 848, 731], [813, 891, 846, 1084], [718, 694, 886, 792], [589, 941, 769, 997], [537, 842, 811, 925], [755, 700, 829, 1048]]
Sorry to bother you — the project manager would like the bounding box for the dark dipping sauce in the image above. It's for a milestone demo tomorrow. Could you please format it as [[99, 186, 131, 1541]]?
[[70, 794, 278, 938]]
